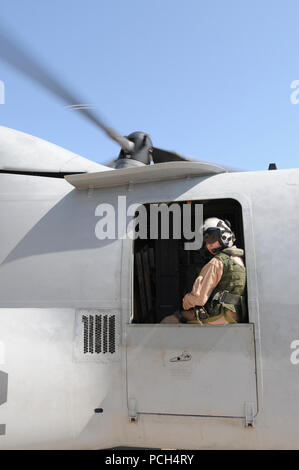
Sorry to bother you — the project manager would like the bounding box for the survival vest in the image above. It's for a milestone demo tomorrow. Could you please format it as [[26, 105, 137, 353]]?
[[205, 248, 246, 323]]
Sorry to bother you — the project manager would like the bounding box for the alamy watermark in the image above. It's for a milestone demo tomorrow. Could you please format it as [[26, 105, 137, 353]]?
[[0, 81, 5, 105], [290, 80, 299, 104], [290, 340, 299, 365], [95, 197, 203, 250]]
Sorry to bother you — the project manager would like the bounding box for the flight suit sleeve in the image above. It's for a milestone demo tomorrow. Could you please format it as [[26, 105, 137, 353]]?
[[182, 257, 223, 310]]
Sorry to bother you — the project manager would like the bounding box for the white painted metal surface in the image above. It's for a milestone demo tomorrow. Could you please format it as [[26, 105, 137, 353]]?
[[126, 324, 257, 417], [65, 161, 227, 190], [0, 167, 299, 449], [0, 126, 109, 173], [0, 308, 122, 449]]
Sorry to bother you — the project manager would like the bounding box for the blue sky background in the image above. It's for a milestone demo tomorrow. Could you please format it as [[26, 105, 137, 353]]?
[[0, 0, 299, 170]]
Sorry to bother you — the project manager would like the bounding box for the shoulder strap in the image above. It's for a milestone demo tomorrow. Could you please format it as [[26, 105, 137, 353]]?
[[215, 251, 230, 266]]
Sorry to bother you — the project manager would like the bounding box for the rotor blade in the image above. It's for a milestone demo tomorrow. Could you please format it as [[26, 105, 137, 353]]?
[[152, 147, 196, 164], [0, 27, 133, 153], [105, 159, 118, 168], [105, 148, 195, 167], [105, 151, 244, 173], [152, 147, 242, 171]]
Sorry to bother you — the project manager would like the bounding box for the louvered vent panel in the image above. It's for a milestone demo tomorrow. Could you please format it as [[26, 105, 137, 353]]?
[[82, 314, 116, 355], [74, 310, 120, 362]]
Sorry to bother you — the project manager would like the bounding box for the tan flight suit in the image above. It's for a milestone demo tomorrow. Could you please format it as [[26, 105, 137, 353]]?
[[161, 247, 245, 325]]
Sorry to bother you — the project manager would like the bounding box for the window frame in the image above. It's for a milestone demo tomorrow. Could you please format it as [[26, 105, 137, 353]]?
[[129, 194, 255, 325]]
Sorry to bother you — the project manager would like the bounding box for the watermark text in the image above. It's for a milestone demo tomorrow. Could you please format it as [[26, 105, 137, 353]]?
[[95, 197, 203, 250], [290, 340, 299, 365]]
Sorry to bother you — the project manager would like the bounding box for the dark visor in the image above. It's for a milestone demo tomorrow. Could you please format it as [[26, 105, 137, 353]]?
[[203, 228, 220, 242]]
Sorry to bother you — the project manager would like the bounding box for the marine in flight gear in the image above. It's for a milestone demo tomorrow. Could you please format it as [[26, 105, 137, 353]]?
[[161, 217, 246, 325]]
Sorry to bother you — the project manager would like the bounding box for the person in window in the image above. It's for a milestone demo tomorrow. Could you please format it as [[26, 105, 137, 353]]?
[[161, 217, 246, 325]]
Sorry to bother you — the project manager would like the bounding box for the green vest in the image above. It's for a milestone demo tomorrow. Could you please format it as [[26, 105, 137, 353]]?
[[205, 249, 246, 323]]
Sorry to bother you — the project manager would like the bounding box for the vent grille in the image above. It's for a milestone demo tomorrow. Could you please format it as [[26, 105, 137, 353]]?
[[74, 310, 120, 362], [81, 314, 117, 355]]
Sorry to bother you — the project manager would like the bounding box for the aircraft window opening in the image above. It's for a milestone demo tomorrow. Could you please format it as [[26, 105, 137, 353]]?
[[132, 198, 248, 325]]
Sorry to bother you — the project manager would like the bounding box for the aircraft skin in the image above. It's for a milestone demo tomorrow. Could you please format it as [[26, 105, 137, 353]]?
[[0, 163, 299, 450]]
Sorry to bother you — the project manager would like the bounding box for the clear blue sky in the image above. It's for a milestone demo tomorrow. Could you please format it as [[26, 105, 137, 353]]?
[[0, 0, 299, 170]]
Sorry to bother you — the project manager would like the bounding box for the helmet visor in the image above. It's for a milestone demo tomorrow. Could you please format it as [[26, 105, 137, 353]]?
[[203, 228, 220, 244]]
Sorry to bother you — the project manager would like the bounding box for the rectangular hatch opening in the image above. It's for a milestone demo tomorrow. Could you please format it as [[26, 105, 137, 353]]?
[[126, 197, 258, 419]]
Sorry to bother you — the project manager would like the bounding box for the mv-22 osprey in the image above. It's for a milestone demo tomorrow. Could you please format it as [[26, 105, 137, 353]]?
[[0, 29, 299, 450]]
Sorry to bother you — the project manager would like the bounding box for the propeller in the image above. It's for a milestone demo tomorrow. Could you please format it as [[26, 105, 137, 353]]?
[[0, 27, 134, 154], [0, 26, 208, 169], [152, 147, 195, 164], [106, 146, 196, 168]]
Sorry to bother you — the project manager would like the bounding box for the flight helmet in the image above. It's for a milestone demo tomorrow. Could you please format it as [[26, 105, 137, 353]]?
[[203, 217, 235, 250]]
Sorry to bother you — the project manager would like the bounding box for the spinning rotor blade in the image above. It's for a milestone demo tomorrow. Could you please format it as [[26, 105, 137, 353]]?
[[0, 28, 133, 153], [152, 148, 240, 172], [105, 147, 196, 168], [152, 147, 196, 164]]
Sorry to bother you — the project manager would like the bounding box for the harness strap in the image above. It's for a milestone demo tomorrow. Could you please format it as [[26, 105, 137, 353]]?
[[211, 290, 243, 306]]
